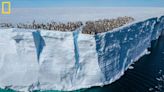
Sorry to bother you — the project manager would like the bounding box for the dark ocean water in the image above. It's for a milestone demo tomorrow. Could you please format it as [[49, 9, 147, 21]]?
[[0, 35, 164, 92]]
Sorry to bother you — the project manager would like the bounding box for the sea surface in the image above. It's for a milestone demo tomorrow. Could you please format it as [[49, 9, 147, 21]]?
[[0, 34, 164, 92]]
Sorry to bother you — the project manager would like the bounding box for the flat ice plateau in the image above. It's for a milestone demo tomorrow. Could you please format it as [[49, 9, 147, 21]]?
[[0, 8, 164, 92], [1, 7, 164, 23]]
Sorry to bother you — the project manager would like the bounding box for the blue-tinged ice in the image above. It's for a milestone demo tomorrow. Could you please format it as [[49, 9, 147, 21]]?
[[0, 16, 164, 92]]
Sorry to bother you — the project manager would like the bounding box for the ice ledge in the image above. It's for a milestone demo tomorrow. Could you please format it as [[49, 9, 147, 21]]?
[[0, 16, 164, 91]]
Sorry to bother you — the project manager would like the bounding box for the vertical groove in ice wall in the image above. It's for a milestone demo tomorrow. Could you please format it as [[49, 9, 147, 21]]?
[[0, 16, 164, 91], [38, 31, 76, 90], [73, 30, 80, 69], [0, 29, 39, 91], [32, 31, 45, 61]]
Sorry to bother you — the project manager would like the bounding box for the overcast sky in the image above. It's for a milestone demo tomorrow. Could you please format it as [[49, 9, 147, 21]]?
[[4, 0, 164, 8]]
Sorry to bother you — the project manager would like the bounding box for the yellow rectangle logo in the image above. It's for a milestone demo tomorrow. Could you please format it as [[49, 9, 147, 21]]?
[[2, 2, 11, 14]]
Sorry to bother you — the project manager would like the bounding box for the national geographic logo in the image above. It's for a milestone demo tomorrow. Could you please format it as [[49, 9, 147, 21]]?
[[1, 1, 11, 14]]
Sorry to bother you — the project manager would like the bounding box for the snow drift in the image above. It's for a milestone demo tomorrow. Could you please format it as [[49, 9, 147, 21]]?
[[0, 16, 164, 91]]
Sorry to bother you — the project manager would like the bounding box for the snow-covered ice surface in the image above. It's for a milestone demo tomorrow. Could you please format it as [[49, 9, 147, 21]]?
[[0, 8, 164, 92], [0, 7, 164, 23]]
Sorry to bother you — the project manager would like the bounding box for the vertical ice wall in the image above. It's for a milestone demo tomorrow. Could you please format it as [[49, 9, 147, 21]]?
[[74, 33, 104, 89], [0, 16, 164, 91], [153, 16, 164, 39], [38, 31, 76, 90], [38, 29, 104, 91], [95, 18, 158, 83], [0, 29, 39, 91]]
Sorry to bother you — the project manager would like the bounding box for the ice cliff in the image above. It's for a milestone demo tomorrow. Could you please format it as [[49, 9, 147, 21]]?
[[0, 16, 164, 92]]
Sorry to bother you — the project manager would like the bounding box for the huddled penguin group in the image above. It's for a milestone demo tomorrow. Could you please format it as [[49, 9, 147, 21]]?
[[0, 16, 134, 34], [82, 16, 134, 34]]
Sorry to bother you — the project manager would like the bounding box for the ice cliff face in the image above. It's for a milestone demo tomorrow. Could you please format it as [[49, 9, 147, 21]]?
[[0, 16, 164, 91]]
